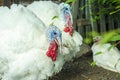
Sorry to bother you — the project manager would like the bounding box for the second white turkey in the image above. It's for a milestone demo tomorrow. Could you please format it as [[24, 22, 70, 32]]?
[[92, 36, 120, 73]]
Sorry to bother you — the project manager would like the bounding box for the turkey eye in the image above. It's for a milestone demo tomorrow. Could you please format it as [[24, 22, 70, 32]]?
[[54, 32, 57, 35], [65, 8, 68, 10]]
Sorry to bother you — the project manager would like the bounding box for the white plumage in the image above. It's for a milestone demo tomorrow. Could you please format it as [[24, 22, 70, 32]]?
[[27, 1, 83, 62], [92, 36, 120, 73], [0, 4, 63, 80], [0, 1, 83, 80]]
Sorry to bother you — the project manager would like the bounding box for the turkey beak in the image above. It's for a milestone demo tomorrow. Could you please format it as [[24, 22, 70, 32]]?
[[55, 37, 62, 53]]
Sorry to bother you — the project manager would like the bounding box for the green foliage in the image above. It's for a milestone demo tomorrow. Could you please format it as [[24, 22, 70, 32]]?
[[51, 16, 58, 20], [79, 0, 120, 21], [90, 61, 96, 67], [50, 16, 59, 26], [64, 0, 120, 45], [84, 29, 120, 45], [91, 16, 100, 22], [65, 0, 76, 3], [49, 22, 54, 26], [94, 52, 102, 56], [79, 6, 85, 10], [110, 9, 120, 15], [84, 37, 92, 44], [79, 4, 88, 10], [89, 0, 120, 20], [87, 31, 99, 37], [114, 58, 120, 69], [84, 31, 99, 44], [100, 31, 118, 44], [110, 35, 120, 41], [108, 44, 115, 51], [100, 29, 120, 44]]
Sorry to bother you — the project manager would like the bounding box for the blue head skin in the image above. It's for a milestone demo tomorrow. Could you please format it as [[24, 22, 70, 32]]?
[[58, 3, 73, 24], [46, 25, 62, 52]]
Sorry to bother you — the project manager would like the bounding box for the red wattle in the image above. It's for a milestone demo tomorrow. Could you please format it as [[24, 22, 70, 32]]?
[[63, 26, 73, 36], [63, 27, 70, 32], [46, 51, 51, 57], [64, 13, 73, 36], [46, 40, 58, 62], [69, 26, 73, 36]]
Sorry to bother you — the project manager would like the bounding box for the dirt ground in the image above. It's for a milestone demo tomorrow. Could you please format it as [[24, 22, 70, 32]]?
[[50, 54, 120, 80]]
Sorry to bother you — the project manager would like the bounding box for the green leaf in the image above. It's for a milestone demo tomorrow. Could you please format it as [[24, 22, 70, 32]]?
[[110, 11, 116, 15], [84, 38, 92, 44], [49, 22, 54, 26], [100, 31, 118, 44], [112, 0, 120, 3], [102, 0, 107, 4], [79, 6, 85, 10], [114, 58, 120, 69], [79, 4, 88, 10], [116, 6, 120, 9], [91, 16, 100, 22], [94, 52, 102, 56], [90, 61, 96, 67], [51, 16, 58, 20], [108, 44, 115, 51], [110, 35, 120, 41], [110, 9, 120, 15], [88, 31, 99, 37], [65, 0, 76, 4], [116, 29, 120, 33]]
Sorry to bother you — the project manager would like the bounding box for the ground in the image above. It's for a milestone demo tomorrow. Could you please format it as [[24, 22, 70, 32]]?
[[50, 54, 120, 80]]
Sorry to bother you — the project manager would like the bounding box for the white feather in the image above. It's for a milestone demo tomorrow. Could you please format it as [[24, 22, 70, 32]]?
[[0, 4, 62, 80]]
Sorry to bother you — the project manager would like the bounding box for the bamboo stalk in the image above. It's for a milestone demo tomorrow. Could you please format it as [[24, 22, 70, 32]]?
[[99, 6, 106, 33], [85, 0, 91, 37], [88, 0, 98, 32], [108, 15, 114, 30], [77, 0, 85, 37], [99, 14, 106, 33], [116, 18, 120, 29]]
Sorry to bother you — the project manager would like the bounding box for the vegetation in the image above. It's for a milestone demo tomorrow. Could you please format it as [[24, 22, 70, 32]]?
[[90, 0, 120, 22], [65, 0, 120, 46], [91, 0, 120, 15], [84, 29, 120, 45]]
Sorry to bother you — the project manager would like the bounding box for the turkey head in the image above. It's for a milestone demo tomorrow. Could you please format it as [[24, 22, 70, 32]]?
[[59, 3, 73, 36], [93, 36, 102, 44], [46, 25, 62, 62]]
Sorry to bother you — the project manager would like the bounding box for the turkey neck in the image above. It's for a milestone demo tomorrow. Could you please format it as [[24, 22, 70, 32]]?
[[63, 12, 73, 36]]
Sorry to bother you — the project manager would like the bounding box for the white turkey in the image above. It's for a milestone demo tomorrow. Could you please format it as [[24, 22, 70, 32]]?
[[0, 4, 64, 80], [27, 1, 83, 62], [91, 36, 120, 73]]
